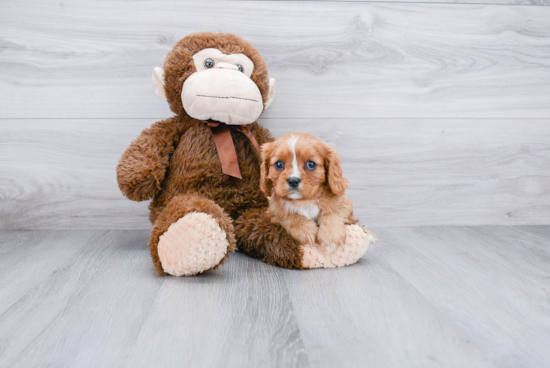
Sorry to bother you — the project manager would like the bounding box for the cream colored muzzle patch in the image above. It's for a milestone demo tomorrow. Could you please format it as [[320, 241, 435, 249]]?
[[181, 68, 264, 125]]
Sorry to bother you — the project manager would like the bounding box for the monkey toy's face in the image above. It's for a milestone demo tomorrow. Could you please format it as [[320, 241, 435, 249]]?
[[152, 33, 276, 126], [181, 48, 265, 125]]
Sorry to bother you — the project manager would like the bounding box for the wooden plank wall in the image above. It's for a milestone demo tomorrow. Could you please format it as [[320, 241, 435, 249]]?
[[1, 0, 549, 229]]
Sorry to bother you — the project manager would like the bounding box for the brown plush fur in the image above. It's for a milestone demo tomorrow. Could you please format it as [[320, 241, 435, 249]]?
[[116, 32, 301, 275], [117, 117, 184, 202]]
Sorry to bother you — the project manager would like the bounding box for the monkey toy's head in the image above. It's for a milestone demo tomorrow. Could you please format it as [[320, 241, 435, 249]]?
[[152, 32, 276, 125]]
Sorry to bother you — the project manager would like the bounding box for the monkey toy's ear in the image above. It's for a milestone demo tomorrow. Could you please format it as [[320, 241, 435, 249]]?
[[264, 78, 276, 110], [152, 67, 167, 100]]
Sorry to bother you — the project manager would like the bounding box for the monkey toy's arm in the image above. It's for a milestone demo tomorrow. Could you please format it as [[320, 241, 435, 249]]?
[[116, 117, 184, 201]]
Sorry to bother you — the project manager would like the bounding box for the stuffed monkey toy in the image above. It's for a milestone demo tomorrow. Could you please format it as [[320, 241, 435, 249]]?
[[116, 32, 373, 276]]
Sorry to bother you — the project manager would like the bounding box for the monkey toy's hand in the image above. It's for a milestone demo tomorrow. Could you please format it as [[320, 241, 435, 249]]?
[[116, 118, 182, 202], [117, 151, 165, 202]]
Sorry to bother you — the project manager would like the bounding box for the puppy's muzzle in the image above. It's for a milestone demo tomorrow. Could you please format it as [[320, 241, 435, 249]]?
[[287, 177, 301, 189]]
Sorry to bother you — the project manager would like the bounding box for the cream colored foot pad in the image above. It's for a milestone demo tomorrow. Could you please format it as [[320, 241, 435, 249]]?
[[301, 225, 376, 269], [158, 212, 229, 276]]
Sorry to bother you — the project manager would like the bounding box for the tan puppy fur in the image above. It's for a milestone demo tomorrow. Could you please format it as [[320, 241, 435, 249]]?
[[260, 133, 357, 252]]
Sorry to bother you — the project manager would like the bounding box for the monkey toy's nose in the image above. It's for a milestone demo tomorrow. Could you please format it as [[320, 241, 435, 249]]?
[[287, 177, 301, 188]]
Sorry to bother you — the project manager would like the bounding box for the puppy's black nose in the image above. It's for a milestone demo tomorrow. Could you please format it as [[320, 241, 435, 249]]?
[[287, 177, 301, 188]]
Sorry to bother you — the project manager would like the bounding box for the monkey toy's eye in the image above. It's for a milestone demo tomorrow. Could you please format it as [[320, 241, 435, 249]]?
[[275, 160, 284, 170], [204, 59, 215, 68], [306, 161, 316, 171], [237, 64, 244, 73]]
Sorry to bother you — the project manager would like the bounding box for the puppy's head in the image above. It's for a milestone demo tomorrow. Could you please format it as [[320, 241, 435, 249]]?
[[260, 133, 348, 200]]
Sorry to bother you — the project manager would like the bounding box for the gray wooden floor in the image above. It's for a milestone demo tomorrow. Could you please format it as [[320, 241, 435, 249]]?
[[1, 227, 549, 368]]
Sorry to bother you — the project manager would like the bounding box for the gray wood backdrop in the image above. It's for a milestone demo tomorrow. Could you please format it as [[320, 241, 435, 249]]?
[[1, 0, 549, 229]]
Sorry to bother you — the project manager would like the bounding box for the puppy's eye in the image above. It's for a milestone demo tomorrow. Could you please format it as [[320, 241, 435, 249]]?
[[275, 160, 284, 170], [204, 59, 215, 68], [306, 161, 317, 171], [237, 64, 244, 73]]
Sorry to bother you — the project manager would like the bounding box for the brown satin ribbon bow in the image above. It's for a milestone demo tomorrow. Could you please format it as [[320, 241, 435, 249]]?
[[204, 121, 261, 179]]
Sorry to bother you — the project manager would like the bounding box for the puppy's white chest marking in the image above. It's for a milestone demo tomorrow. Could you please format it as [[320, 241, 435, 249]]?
[[283, 199, 319, 221], [287, 135, 300, 179]]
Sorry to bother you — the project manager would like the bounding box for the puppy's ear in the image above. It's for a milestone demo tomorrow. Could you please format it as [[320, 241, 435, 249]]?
[[324, 146, 348, 196], [260, 141, 275, 196]]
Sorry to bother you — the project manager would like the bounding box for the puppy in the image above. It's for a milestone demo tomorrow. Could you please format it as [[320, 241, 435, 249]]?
[[260, 132, 357, 252]]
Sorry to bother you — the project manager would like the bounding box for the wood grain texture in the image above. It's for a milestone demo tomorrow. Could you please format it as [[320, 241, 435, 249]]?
[[284, 225, 550, 367], [0, 120, 151, 230], [270, 119, 550, 227], [1, 1, 550, 119], [0, 230, 307, 368], [1, 118, 549, 230], [0, 227, 549, 367]]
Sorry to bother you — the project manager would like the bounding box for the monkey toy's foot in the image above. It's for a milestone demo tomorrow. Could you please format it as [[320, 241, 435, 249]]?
[[156, 212, 231, 276], [300, 225, 376, 269], [149, 194, 236, 276]]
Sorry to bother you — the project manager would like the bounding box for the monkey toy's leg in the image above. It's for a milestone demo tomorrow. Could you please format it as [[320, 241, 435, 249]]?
[[234, 208, 306, 269], [235, 208, 376, 270], [149, 193, 236, 276]]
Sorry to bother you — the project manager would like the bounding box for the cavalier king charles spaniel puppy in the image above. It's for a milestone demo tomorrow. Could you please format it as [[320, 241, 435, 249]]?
[[260, 132, 357, 252]]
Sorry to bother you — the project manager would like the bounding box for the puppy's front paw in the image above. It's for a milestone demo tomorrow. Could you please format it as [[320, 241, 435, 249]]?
[[293, 221, 318, 246], [317, 224, 346, 253]]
